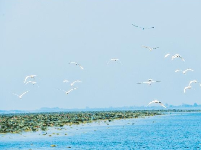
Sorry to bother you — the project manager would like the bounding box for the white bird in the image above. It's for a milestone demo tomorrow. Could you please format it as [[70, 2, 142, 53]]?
[[142, 46, 159, 51], [184, 85, 191, 93], [132, 24, 154, 30], [24, 75, 37, 83], [58, 88, 77, 95], [71, 80, 82, 86], [63, 80, 69, 83], [147, 100, 166, 108], [137, 79, 161, 85], [107, 58, 122, 64], [13, 91, 29, 99], [172, 54, 185, 62], [189, 80, 197, 86], [69, 62, 84, 70], [175, 69, 194, 74], [164, 54, 171, 58]]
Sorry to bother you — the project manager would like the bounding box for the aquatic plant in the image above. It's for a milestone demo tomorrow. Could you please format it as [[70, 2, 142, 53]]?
[[0, 109, 200, 134]]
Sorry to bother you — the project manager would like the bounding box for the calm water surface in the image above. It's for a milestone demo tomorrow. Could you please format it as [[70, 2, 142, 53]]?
[[1, 112, 201, 150]]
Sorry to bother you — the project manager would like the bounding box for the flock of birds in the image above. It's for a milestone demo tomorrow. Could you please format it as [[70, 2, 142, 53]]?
[[137, 47, 200, 108], [12, 24, 200, 109]]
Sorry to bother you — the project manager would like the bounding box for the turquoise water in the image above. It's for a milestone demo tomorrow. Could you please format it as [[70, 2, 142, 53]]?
[[1, 112, 201, 150]]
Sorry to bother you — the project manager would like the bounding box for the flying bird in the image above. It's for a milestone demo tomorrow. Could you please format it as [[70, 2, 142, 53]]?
[[188, 80, 197, 86], [142, 46, 159, 51], [24, 75, 37, 83], [69, 62, 84, 70], [137, 79, 161, 85], [13, 91, 29, 99], [172, 54, 185, 62], [70, 80, 82, 86], [175, 69, 194, 74], [147, 100, 166, 108], [107, 58, 122, 64], [132, 24, 154, 30]]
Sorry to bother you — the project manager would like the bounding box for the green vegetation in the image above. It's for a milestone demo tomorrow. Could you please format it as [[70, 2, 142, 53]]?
[[0, 109, 200, 134]]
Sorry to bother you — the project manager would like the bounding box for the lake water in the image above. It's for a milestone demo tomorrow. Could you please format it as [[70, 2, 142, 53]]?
[[1, 112, 201, 150]]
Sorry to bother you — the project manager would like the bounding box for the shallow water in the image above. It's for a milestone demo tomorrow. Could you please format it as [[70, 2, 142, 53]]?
[[1, 112, 201, 150]]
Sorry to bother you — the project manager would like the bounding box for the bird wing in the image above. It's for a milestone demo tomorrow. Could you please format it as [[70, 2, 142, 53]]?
[[69, 62, 77, 64], [24, 76, 30, 83], [107, 60, 112, 64], [175, 70, 182, 73], [117, 60, 122, 64], [142, 46, 149, 49], [30, 75, 37, 78], [20, 91, 29, 97], [143, 46, 152, 51], [147, 101, 155, 106], [189, 80, 197, 86], [57, 88, 67, 93], [70, 81, 76, 86], [66, 88, 74, 94], [132, 24, 138, 28], [142, 81, 151, 84], [13, 93, 19, 97], [79, 65, 84, 70], [25, 81, 33, 84], [180, 57, 185, 62], [184, 86, 189, 93], [164, 54, 170, 58], [184, 88, 186, 93], [63, 80, 69, 83], [185, 69, 194, 72], [159, 103, 166, 108]]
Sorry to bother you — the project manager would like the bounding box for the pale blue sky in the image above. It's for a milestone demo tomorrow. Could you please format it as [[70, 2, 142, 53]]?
[[1, 0, 201, 110]]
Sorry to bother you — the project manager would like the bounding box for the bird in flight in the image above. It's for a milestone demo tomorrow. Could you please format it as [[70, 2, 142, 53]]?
[[24, 75, 37, 83], [172, 54, 185, 62], [188, 80, 198, 86], [175, 68, 194, 74], [58, 88, 77, 95], [132, 24, 154, 30], [69, 62, 84, 70], [13, 91, 29, 99], [142, 46, 159, 51], [165, 54, 185, 61], [107, 58, 122, 64], [70, 80, 82, 86], [147, 100, 166, 108], [137, 79, 161, 85]]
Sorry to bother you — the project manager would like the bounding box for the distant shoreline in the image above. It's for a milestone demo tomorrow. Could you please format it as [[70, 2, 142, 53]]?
[[0, 109, 201, 134]]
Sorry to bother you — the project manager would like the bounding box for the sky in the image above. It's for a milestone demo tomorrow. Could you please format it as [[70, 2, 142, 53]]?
[[1, 0, 201, 110]]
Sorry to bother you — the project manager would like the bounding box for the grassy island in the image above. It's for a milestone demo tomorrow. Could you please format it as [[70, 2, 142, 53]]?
[[0, 109, 200, 134]]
